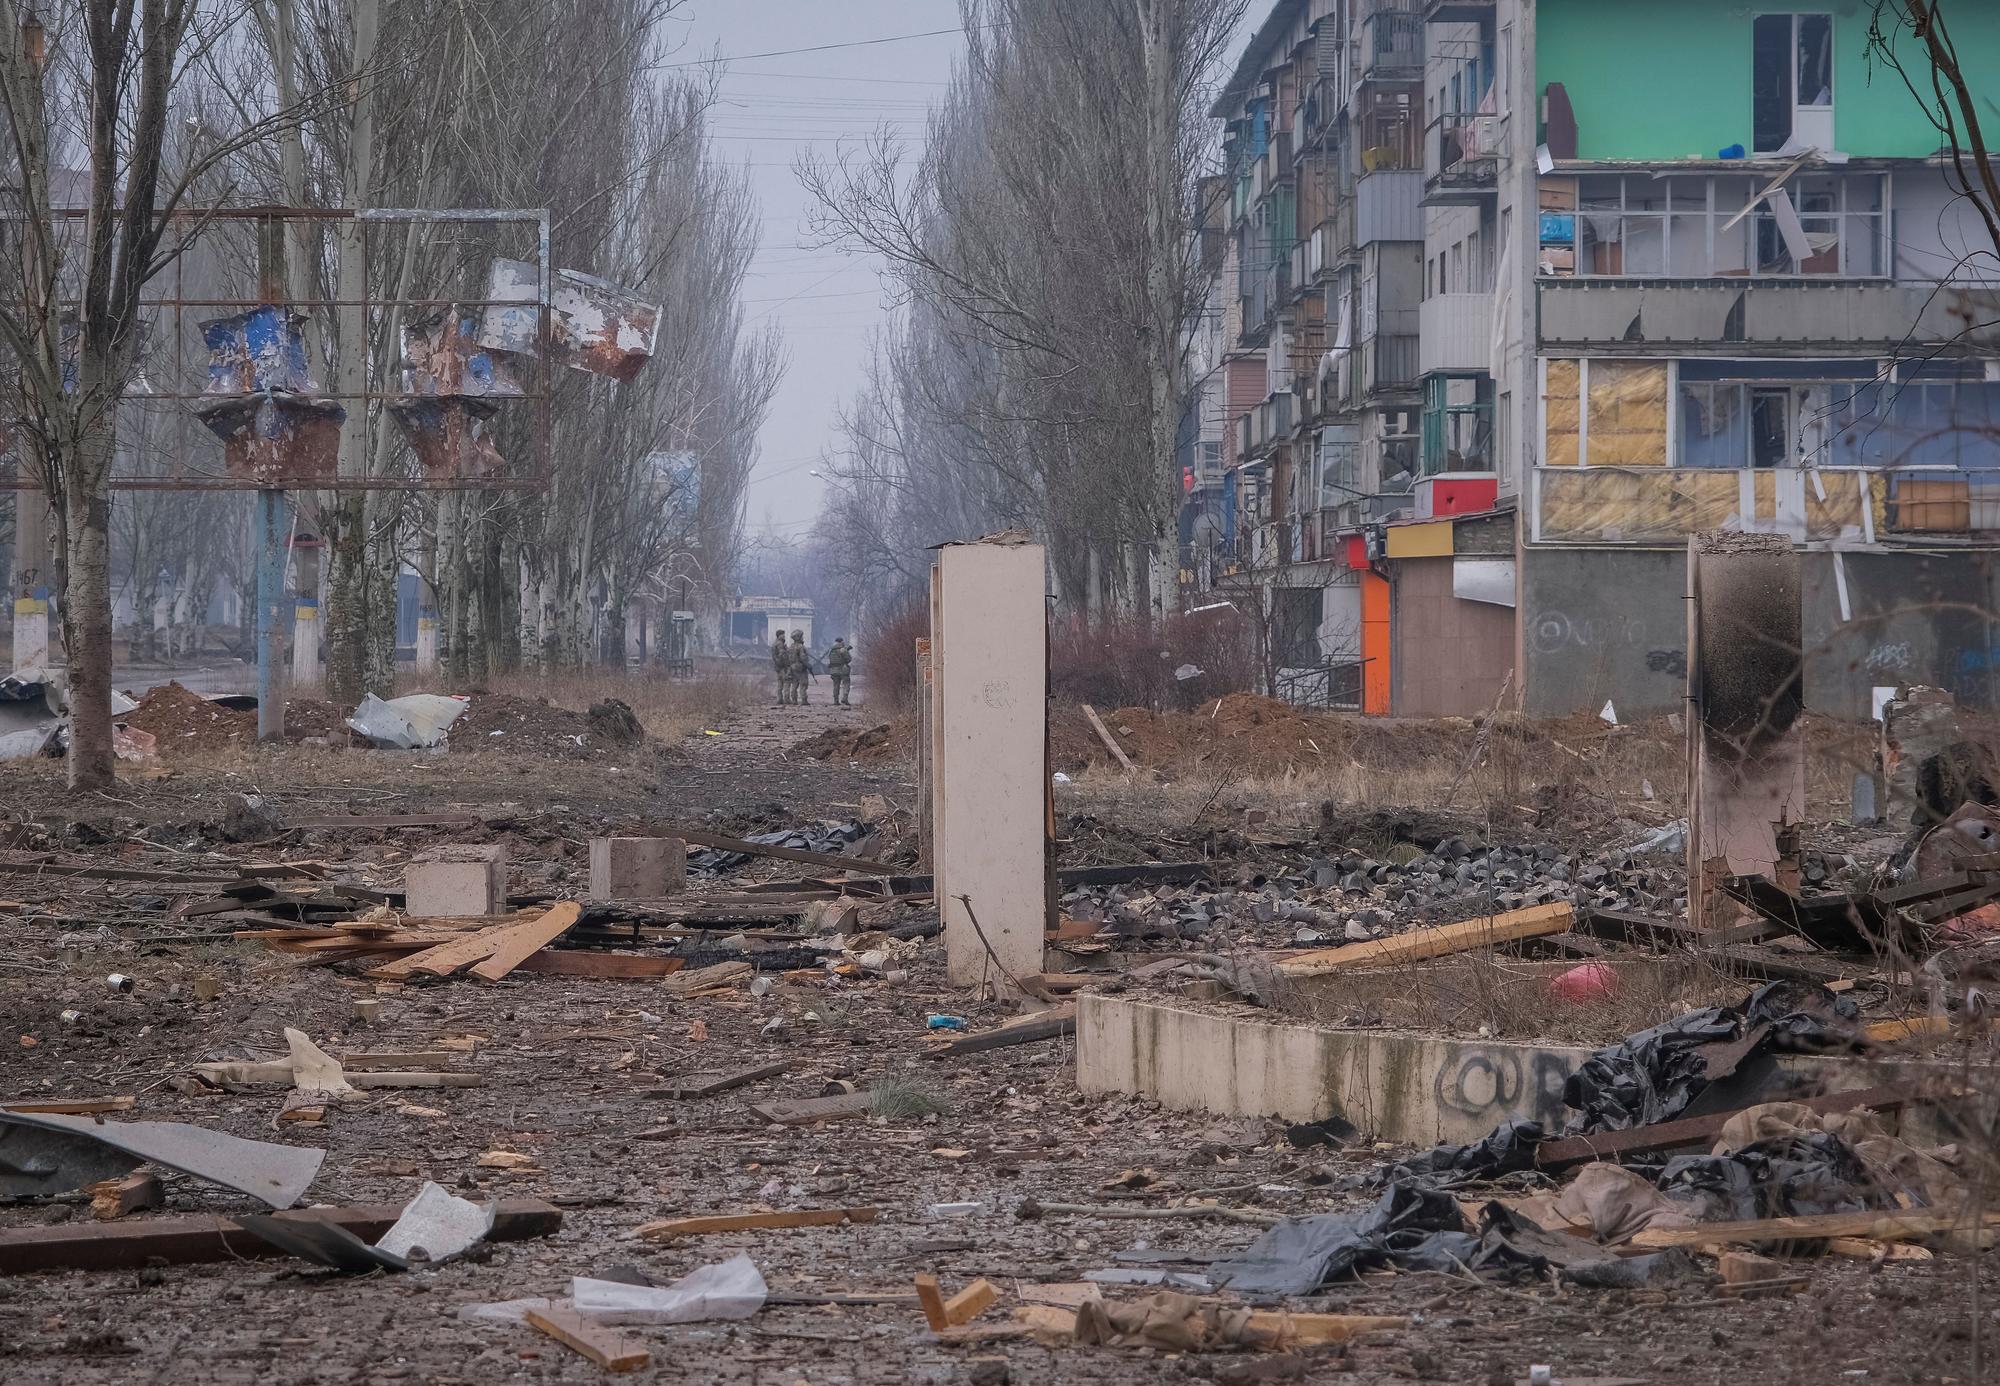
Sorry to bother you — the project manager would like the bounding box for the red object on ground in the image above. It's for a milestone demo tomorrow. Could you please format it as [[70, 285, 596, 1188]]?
[[1550, 962, 1621, 1003]]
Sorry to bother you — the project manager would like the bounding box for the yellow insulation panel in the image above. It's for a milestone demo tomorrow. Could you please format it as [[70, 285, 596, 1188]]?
[[1544, 359, 1580, 467], [1538, 467, 1739, 542], [1385, 521, 1454, 558], [1585, 361, 1669, 466]]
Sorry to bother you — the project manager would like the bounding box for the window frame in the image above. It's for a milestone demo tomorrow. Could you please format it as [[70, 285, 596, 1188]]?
[[1550, 171, 1888, 280]]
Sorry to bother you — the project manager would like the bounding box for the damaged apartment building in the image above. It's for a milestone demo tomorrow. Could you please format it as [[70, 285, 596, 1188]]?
[[1189, 0, 2000, 720]]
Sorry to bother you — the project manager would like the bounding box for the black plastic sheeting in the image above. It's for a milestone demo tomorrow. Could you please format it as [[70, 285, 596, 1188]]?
[[1377, 1118, 1547, 1186], [687, 820, 873, 875], [1362, 983, 1863, 1191], [1649, 1131, 1885, 1222], [1562, 980, 1858, 1134], [1211, 1182, 1695, 1296]]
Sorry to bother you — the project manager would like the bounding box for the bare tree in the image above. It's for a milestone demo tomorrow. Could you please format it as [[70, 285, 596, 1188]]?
[[801, 0, 1244, 621], [1869, 1, 2000, 259]]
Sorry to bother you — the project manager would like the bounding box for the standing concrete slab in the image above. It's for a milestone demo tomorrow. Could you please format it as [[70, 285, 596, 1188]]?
[[1075, 994, 1590, 1146], [589, 837, 685, 898], [932, 537, 1051, 997], [406, 844, 508, 918], [1687, 532, 1805, 931]]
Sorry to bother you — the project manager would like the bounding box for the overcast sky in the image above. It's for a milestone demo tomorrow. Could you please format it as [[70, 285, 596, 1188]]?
[[670, 1, 964, 542]]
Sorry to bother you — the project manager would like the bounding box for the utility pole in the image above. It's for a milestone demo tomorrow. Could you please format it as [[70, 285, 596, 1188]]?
[[255, 215, 290, 740]]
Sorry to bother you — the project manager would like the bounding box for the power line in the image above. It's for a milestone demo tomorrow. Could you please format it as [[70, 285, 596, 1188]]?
[[661, 27, 964, 69], [723, 69, 948, 86]]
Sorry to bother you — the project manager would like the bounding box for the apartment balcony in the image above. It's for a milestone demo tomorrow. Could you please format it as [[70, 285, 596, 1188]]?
[[1300, 76, 1343, 149], [1364, 333, 1422, 396], [1423, 109, 1501, 206], [1537, 279, 1979, 354], [1360, 7, 1424, 80], [1244, 391, 1297, 457], [1353, 170, 1424, 247], [1424, 0, 1495, 23], [1260, 261, 1294, 332], [1418, 291, 1495, 375], [1306, 220, 1338, 280]]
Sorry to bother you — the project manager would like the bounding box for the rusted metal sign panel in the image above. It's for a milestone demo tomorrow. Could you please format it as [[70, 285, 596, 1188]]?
[[478, 258, 659, 383], [388, 397, 506, 479], [200, 306, 316, 394], [190, 393, 346, 484], [400, 310, 526, 399]]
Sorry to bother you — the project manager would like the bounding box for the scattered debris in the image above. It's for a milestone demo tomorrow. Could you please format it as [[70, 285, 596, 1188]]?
[[0, 1110, 324, 1207]]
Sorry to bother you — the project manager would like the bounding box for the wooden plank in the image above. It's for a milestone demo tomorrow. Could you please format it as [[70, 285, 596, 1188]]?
[[0, 859, 241, 885], [2, 1095, 135, 1115], [932, 1008, 1076, 1058], [1280, 903, 1574, 978], [1865, 1015, 1953, 1043], [656, 826, 895, 876], [467, 901, 583, 983], [943, 1278, 1001, 1326], [512, 950, 684, 979], [1079, 704, 1137, 774], [0, 1199, 561, 1275], [661, 960, 753, 996], [1631, 1208, 2000, 1250], [338, 1051, 457, 1071], [88, 1172, 164, 1220], [369, 926, 508, 980], [1241, 1312, 1410, 1347], [914, 1272, 950, 1331], [634, 1206, 878, 1241], [747, 1091, 876, 1125], [1537, 1084, 1907, 1172], [523, 1306, 650, 1372], [287, 813, 482, 830], [651, 1059, 793, 1100]]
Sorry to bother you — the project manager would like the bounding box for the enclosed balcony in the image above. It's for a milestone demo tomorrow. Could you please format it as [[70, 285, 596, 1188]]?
[[1418, 291, 1495, 375], [1424, 108, 1501, 205]]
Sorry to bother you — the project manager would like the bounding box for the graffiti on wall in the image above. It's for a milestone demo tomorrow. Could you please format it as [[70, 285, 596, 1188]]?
[[1432, 1046, 1575, 1130]]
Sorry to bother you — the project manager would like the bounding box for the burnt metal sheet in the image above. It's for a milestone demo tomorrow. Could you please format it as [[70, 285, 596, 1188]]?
[[0, 1123, 143, 1198], [477, 258, 659, 382], [191, 393, 346, 485], [233, 1213, 409, 1273], [400, 310, 526, 399], [199, 306, 317, 394], [0, 1111, 325, 1208]]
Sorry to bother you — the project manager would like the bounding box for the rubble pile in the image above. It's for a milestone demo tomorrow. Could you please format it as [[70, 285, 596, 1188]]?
[[118, 681, 255, 752]]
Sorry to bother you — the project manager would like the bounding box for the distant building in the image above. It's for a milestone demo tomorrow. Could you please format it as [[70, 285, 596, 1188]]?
[[723, 595, 814, 650], [1194, 0, 2000, 719]]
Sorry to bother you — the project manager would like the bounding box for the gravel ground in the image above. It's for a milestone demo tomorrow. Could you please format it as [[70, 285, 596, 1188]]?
[[1, 689, 1994, 1385]]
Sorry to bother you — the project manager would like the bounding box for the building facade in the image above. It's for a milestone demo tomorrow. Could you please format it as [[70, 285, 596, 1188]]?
[[1196, 0, 2000, 720]]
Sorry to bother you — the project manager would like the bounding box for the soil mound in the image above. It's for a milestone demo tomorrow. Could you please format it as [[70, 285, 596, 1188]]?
[[119, 681, 254, 752]]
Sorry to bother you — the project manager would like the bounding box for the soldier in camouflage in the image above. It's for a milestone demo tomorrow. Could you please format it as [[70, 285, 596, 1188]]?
[[770, 629, 791, 705], [789, 630, 812, 704], [826, 637, 852, 707]]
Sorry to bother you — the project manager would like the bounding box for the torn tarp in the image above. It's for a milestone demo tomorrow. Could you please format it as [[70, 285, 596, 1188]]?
[[1377, 1119, 1546, 1187], [1210, 1182, 1676, 1295], [1652, 1130, 1883, 1223], [688, 820, 874, 874], [1562, 981, 1860, 1133]]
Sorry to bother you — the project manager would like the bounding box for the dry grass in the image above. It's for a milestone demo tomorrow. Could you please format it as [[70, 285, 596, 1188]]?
[[1281, 950, 1750, 1047], [1061, 710, 1888, 836]]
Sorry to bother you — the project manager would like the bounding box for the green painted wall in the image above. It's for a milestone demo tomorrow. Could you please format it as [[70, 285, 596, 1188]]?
[[1536, 0, 2000, 161]]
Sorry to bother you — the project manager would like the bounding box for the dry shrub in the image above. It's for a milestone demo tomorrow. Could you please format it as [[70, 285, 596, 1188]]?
[[1050, 606, 1258, 711], [860, 601, 930, 713]]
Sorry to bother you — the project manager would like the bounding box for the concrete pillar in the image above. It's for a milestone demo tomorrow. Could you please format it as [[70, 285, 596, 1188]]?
[[11, 488, 49, 673], [589, 836, 685, 899], [1686, 532, 1805, 931], [415, 612, 439, 673], [405, 844, 508, 918], [915, 635, 933, 872], [932, 537, 1051, 997], [291, 537, 321, 688]]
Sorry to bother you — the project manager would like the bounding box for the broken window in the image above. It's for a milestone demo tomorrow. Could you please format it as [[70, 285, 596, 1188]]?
[[1421, 374, 1494, 475], [1680, 381, 1749, 468], [1550, 173, 1884, 278], [1754, 14, 1835, 152]]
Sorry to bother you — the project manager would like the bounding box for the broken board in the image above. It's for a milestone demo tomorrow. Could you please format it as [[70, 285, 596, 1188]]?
[[1280, 903, 1574, 977]]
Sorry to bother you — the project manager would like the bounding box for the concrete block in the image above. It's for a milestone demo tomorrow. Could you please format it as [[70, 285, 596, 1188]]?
[[589, 836, 685, 898], [405, 844, 507, 917], [1076, 993, 1591, 1146]]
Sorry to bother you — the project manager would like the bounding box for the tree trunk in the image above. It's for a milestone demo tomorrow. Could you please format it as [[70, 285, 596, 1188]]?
[[61, 449, 116, 790], [1137, 0, 1184, 623]]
